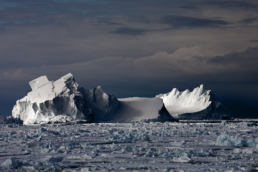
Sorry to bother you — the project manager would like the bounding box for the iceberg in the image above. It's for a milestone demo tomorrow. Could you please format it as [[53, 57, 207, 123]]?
[[12, 73, 94, 124], [12, 73, 226, 124], [157, 85, 227, 120], [12, 73, 172, 124]]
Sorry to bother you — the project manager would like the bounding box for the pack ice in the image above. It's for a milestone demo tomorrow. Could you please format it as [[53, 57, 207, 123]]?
[[157, 85, 226, 120]]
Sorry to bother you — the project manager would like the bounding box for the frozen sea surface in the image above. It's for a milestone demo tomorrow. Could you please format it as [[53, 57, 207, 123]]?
[[0, 121, 258, 171]]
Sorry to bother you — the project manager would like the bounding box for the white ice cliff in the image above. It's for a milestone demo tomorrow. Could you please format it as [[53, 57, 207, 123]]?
[[12, 74, 123, 124], [12, 73, 94, 124], [157, 85, 226, 120]]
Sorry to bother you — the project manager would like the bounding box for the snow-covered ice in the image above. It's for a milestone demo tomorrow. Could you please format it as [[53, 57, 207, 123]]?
[[0, 121, 258, 171]]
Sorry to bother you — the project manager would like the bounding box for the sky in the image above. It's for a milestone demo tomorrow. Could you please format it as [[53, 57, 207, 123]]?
[[0, 0, 258, 117]]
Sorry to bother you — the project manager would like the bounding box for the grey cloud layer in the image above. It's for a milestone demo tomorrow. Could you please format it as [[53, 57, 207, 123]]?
[[162, 15, 230, 28], [2, 46, 258, 97]]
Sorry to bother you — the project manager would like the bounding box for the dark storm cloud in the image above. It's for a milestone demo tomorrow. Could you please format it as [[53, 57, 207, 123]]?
[[204, 0, 258, 9], [0, 19, 40, 26], [98, 20, 125, 25], [178, 6, 199, 10], [0, 1, 28, 11], [52, 0, 110, 5], [250, 40, 258, 42], [110, 27, 149, 35], [162, 15, 230, 28], [94, 18, 125, 26], [208, 47, 258, 65], [240, 18, 258, 24]]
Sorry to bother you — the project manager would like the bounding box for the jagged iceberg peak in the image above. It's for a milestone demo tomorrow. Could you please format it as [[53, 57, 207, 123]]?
[[160, 84, 211, 109], [157, 85, 226, 119], [12, 73, 93, 125]]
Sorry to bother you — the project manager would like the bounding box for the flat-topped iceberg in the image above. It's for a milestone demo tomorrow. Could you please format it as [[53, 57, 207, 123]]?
[[157, 85, 227, 120]]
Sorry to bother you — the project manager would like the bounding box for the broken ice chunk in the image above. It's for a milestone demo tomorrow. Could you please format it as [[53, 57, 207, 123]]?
[[233, 148, 242, 154], [1, 157, 22, 169], [172, 155, 191, 163], [216, 132, 245, 147], [242, 148, 253, 154], [170, 141, 186, 147]]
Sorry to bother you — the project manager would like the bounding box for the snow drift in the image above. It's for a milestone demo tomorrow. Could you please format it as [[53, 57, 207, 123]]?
[[157, 85, 227, 120], [111, 97, 173, 122]]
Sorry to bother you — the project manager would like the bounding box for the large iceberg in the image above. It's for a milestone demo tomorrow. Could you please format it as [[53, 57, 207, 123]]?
[[12, 73, 172, 124], [12, 74, 122, 124], [12, 73, 226, 124], [157, 85, 227, 120], [12, 73, 94, 124]]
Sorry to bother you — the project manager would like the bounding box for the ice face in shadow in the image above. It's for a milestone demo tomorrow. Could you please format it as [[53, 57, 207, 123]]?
[[12, 73, 94, 124], [81, 86, 119, 121], [157, 85, 227, 120]]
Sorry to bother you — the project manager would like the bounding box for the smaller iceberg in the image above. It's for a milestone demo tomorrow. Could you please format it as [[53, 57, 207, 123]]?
[[157, 85, 227, 120]]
